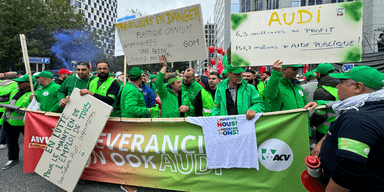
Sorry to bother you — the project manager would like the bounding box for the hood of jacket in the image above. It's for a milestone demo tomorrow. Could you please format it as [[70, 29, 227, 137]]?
[[318, 71, 340, 87], [0, 80, 15, 86]]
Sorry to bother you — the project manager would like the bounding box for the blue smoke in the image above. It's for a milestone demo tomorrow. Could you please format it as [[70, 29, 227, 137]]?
[[51, 30, 103, 71]]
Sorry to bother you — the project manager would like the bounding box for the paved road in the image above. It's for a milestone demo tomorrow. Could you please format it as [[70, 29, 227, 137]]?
[[0, 131, 178, 192]]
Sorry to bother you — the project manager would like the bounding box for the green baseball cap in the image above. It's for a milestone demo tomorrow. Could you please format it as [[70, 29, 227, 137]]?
[[227, 65, 245, 74], [304, 71, 316, 79], [329, 66, 384, 90], [313, 63, 335, 75], [129, 67, 142, 79], [149, 74, 156, 80], [282, 65, 304, 69], [33, 71, 53, 79], [14, 74, 35, 83], [92, 71, 97, 74]]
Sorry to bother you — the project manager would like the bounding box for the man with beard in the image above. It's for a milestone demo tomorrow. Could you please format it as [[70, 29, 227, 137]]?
[[193, 72, 220, 116], [157, 55, 194, 118], [1, 75, 33, 169], [54, 69, 71, 85], [244, 69, 264, 99], [212, 66, 265, 119], [52, 61, 96, 112], [79, 61, 120, 107], [182, 68, 203, 115]]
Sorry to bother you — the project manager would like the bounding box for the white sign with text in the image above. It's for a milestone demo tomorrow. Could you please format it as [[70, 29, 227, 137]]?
[[35, 88, 112, 192], [231, 1, 363, 66], [115, 4, 208, 65]]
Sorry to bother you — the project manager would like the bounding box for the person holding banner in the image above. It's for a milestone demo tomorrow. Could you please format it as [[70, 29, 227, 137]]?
[[120, 67, 152, 118], [182, 68, 203, 105], [80, 61, 120, 107], [211, 65, 264, 119], [156, 55, 194, 118], [52, 61, 96, 112], [31, 71, 60, 112], [305, 66, 384, 191], [0, 72, 18, 149], [1, 75, 33, 169]]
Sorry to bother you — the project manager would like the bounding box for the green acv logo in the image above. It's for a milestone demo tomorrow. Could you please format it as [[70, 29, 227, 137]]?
[[261, 149, 277, 160]]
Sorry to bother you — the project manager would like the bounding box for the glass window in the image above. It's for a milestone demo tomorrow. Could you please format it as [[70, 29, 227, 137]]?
[[96, 23, 99, 27], [91, 7, 94, 12], [309, 0, 315, 5], [316, 0, 323, 4], [96, 0, 99, 3], [90, 20, 94, 25], [99, 18, 102, 22], [102, 1, 104, 5], [75, 1, 81, 8], [88, 0, 91, 4], [102, 13, 104, 17], [104, 8, 107, 13], [106, 4, 109, 8], [96, 10, 99, 15], [106, 15, 109, 19], [99, 6, 102, 10], [94, 2, 97, 7], [83, 4, 87, 10], [88, 13, 91, 18]]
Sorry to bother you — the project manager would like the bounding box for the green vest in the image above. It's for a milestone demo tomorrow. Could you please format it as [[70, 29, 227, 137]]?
[[316, 85, 339, 134], [257, 80, 265, 99], [0, 82, 18, 125], [201, 89, 214, 116], [89, 77, 115, 97], [7, 90, 31, 126]]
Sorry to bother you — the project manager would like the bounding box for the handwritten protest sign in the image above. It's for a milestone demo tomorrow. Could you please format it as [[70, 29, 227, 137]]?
[[35, 88, 112, 192], [115, 4, 208, 65], [231, 1, 363, 66]]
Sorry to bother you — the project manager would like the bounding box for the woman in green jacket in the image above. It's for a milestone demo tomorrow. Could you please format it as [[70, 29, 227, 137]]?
[[156, 55, 194, 118]]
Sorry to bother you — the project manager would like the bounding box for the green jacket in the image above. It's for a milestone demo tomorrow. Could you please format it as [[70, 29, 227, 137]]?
[[264, 70, 307, 112], [0, 81, 18, 125], [51, 74, 96, 112], [157, 72, 194, 118], [120, 81, 149, 118], [181, 79, 203, 104], [35, 81, 60, 112], [147, 81, 157, 96], [212, 79, 265, 116], [257, 79, 265, 99]]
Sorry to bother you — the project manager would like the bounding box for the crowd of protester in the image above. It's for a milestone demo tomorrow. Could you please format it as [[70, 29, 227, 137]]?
[[0, 55, 383, 192]]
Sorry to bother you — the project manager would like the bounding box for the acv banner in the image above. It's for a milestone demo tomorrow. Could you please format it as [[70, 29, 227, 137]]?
[[24, 111, 309, 192]]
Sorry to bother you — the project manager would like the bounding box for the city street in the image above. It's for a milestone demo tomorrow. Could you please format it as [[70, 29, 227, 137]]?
[[0, 132, 177, 192]]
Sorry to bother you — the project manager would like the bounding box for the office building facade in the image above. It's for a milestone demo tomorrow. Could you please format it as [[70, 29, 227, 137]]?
[[69, 0, 117, 56]]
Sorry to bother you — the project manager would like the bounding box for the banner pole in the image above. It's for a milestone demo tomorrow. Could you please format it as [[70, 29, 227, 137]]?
[[20, 34, 35, 95], [123, 56, 127, 87]]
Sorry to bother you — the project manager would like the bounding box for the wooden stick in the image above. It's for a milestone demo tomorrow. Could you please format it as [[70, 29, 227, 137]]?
[[20, 34, 35, 95], [123, 56, 127, 86]]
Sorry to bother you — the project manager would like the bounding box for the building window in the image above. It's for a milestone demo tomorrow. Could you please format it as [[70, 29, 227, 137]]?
[[88, 13, 91, 18], [102, 13, 104, 17], [309, 0, 315, 5], [94, 15, 97, 20], [106, 4, 109, 8], [96, 0, 99, 3], [83, 4, 87, 10], [75, 1, 81, 8], [90, 20, 94, 25], [96, 23, 99, 27], [316, 0, 323, 4], [102, 1, 104, 5], [96, 10, 99, 15], [106, 15, 109, 19], [91, 7, 94, 12], [93, 2, 97, 7], [99, 18, 102, 22], [104, 8, 107, 13], [99, 6, 102, 11], [88, 0, 91, 4]]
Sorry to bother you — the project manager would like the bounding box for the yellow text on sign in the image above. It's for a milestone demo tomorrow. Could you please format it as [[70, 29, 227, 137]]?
[[268, 6, 321, 26]]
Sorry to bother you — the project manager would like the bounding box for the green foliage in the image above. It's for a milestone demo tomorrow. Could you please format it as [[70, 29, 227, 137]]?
[[0, 0, 85, 72]]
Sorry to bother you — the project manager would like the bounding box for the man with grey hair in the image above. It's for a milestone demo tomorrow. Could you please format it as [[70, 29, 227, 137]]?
[[0, 72, 18, 149], [182, 68, 203, 106], [304, 66, 384, 191]]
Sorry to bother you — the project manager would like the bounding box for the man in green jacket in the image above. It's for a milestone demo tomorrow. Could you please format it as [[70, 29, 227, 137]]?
[[157, 55, 194, 118], [1, 75, 32, 169], [147, 74, 157, 97], [263, 60, 307, 112], [52, 61, 96, 112], [182, 68, 203, 105], [32, 71, 60, 112], [0, 72, 18, 149], [212, 66, 265, 119], [120, 67, 151, 118]]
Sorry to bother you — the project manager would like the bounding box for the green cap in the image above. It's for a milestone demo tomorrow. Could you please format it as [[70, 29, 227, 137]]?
[[227, 65, 245, 74], [329, 66, 384, 90], [92, 71, 97, 74], [14, 74, 35, 83], [149, 74, 156, 80], [222, 69, 227, 76], [33, 71, 53, 79], [304, 71, 316, 79], [313, 63, 335, 75], [129, 67, 142, 79], [282, 65, 304, 69]]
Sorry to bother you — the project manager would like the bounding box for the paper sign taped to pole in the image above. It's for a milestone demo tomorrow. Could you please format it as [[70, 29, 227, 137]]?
[[35, 88, 112, 192], [115, 4, 208, 65], [231, 1, 363, 66]]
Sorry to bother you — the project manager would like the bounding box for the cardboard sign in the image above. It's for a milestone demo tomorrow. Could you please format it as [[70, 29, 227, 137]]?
[[115, 4, 208, 65], [35, 88, 112, 192], [231, 1, 363, 66]]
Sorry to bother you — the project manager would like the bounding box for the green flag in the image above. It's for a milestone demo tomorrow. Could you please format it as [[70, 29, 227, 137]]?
[[223, 52, 229, 68]]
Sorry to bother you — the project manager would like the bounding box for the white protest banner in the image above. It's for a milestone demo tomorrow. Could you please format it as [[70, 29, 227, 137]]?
[[231, 1, 363, 66], [35, 88, 112, 192], [115, 4, 208, 65]]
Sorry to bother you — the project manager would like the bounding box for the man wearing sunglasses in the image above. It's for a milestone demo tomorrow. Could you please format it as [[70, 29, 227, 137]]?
[[51, 61, 96, 112]]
